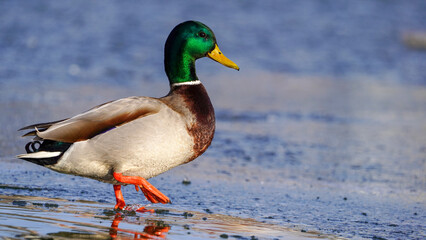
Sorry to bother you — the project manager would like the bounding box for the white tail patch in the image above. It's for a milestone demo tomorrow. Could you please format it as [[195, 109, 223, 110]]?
[[17, 151, 62, 159]]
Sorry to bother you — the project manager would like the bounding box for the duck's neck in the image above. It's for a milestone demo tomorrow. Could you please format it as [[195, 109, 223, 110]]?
[[168, 83, 215, 162], [164, 42, 198, 85]]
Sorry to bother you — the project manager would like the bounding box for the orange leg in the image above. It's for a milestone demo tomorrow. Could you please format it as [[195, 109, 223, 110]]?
[[113, 185, 126, 209], [113, 172, 171, 204]]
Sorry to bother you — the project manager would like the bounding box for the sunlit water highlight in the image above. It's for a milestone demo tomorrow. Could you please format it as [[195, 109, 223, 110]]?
[[0, 195, 337, 240]]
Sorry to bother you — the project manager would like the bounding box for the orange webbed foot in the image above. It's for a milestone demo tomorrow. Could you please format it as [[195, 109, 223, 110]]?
[[135, 206, 155, 213], [113, 172, 171, 204]]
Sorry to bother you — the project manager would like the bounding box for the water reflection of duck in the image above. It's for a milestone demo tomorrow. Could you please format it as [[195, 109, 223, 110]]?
[[110, 212, 170, 239], [17, 21, 239, 209]]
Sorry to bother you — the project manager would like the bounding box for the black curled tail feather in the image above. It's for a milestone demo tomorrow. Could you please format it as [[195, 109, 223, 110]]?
[[25, 141, 41, 153], [19, 119, 72, 166], [20, 140, 72, 166]]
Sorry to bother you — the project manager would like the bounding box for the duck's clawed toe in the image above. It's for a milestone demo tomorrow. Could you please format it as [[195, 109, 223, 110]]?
[[113, 172, 171, 205], [135, 206, 155, 213], [114, 202, 126, 210], [136, 184, 171, 204]]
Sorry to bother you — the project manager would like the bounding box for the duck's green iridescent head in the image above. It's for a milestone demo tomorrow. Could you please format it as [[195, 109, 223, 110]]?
[[164, 21, 239, 84]]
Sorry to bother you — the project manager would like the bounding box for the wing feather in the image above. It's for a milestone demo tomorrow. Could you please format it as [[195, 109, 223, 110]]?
[[19, 119, 68, 131], [21, 97, 163, 143]]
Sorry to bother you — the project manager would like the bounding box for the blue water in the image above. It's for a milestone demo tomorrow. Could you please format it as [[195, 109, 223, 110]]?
[[0, 1, 425, 239], [0, 0, 425, 89]]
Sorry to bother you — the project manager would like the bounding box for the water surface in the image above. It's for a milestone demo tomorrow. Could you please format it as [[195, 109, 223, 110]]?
[[0, 1, 425, 239]]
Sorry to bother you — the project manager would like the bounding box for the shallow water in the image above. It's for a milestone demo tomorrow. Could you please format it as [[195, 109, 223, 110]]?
[[1, 1, 426, 239], [1, 74, 425, 239], [1, 195, 334, 240]]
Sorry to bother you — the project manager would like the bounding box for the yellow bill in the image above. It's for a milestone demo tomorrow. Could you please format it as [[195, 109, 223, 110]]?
[[207, 44, 240, 71]]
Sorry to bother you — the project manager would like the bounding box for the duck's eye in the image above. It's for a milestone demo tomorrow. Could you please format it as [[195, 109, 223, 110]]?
[[198, 32, 207, 38]]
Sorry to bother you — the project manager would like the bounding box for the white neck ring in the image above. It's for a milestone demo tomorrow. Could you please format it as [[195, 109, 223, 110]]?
[[171, 80, 201, 87]]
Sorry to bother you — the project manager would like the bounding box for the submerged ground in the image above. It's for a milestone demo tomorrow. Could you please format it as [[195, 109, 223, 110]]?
[[0, 1, 425, 239]]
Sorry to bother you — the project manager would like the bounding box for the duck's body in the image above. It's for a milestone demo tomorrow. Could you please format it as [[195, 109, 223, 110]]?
[[35, 83, 214, 184], [17, 21, 238, 209]]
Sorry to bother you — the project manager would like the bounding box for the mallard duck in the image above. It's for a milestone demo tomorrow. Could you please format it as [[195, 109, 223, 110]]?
[[17, 21, 239, 209]]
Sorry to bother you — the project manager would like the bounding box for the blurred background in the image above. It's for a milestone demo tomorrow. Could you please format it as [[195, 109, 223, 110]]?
[[1, 0, 425, 88], [0, 1, 425, 239]]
